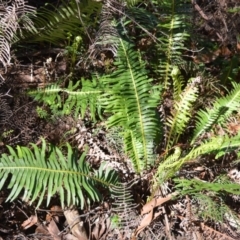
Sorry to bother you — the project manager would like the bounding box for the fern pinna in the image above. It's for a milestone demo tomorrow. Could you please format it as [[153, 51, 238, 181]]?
[[0, 139, 118, 208]]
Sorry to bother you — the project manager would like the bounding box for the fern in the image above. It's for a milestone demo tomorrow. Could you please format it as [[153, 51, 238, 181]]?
[[0, 0, 36, 68], [157, 134, 240, 183], [192, 82, 240, 144], [22, 0, 101, 45], [174, 178, 240, 196], [165, 75, 199, 151], [101, 38, 161, 172], [156, 0, 190, 89], [110, 181, 137, 232], [29, 79, 102, 120], [174, 178, 240, 224], [0, 139, 118, 208], [171, 66, 184, 102]]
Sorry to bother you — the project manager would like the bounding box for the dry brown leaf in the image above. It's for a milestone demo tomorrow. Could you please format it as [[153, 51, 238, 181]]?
[[91, 216, 110, 240], [135, 209, 153, 236], [64, 233, 79, 240], [46, 219, 61, 240], [64, 208, 88, 240], [141, 194, 172, 215], [21, 215, 38, 230], [46, 205, 63, 223], [35, 224, 50, 235]]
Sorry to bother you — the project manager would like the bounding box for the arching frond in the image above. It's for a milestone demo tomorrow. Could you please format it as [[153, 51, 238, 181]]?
[[192, 82, 240, 144], [157, 134, 240, 183], [0, 139, 118, 208]]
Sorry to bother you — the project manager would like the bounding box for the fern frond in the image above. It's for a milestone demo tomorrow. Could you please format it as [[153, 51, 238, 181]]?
[[0, 0, 36, 68], [156, 0, 190, 89], [174, 178, 240, 224], [171, 66, 184, 102], [174, 178, 240, 196], [101, 38, 161, 172], [29, 79, 102, 120], [157, 134, 240, 183], [110, 181, 137, 229], [165, 78, 199, 151], [186, 192, 237, 224], [22, 0, 101, 44], [0, 139, 118, 208], [192, 82, 240, 144]]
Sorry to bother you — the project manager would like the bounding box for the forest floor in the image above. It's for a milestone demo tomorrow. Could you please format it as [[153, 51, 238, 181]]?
[[0, 44, 240, 240], [1, 1, 240, 238]]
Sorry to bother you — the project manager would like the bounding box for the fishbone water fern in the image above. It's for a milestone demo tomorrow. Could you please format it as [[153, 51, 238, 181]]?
[[0, 139, 118, 208]]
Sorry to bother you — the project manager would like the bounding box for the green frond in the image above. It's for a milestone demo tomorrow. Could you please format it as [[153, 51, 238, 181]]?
[[157, 146, 181, 182], [192, 82, 240, 144], [101, 38, 161, 172], [171, 66, 184, 102], [22, 0, 101, 44], [29, 79, 102, 120], [0, 139, 118, 208], [165, 79, 199, 151], [156, 0, 190, 88], [157, 134, 240, 183], [174, 178, 240, 196], [174, 177, 240, 224]]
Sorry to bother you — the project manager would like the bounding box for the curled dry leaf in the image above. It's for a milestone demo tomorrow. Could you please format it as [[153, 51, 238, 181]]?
[[134, 193, 173, 236], [21, 215, 38, 230], [141, 194, 172, 215], [135, 209, 153, 236]]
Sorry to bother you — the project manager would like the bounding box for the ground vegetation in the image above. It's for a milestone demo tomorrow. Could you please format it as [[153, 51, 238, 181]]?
[[0, 0, 240, 239]]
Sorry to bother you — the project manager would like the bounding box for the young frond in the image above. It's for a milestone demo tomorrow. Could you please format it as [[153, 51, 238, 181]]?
[[157, 11, 189, 88], [171, 66, 184, 102], [192, 82, 240, 144], [165, 79, 199, 151], [0, 139, 118, 208]]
